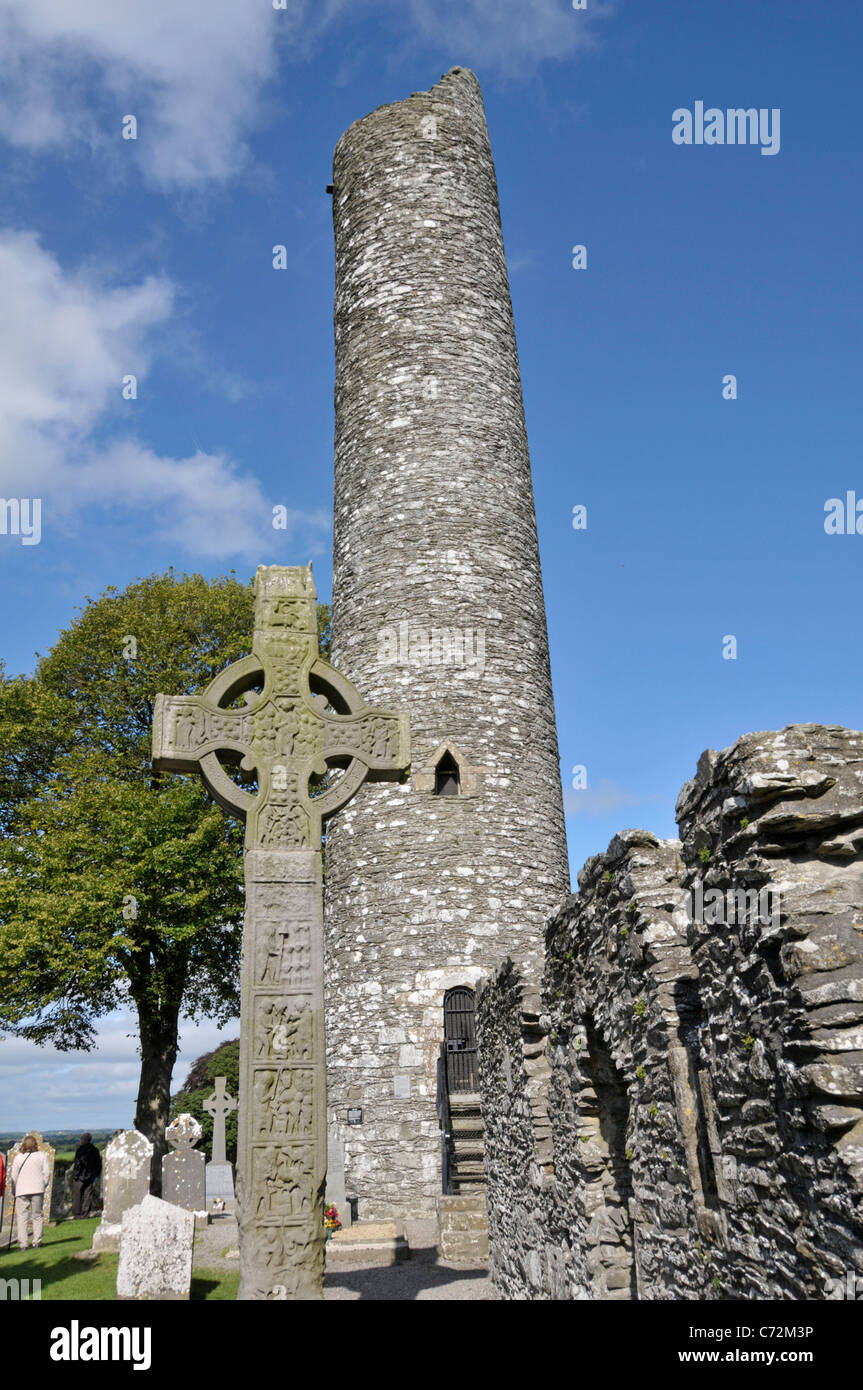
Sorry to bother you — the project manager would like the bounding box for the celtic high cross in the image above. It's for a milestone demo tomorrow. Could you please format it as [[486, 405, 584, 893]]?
[[152, 564, 409, 1299], [204, 1076, 237, 1167]]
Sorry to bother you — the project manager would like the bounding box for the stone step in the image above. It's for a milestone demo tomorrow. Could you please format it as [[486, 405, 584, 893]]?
[[438, 1194, 488, 1214], [437, 1193, 488, 1264], [440, 1210, 488, 1233], [439, 1232, 490, 1262], [448, 1093, 482, 1110], [325, 1221, 410, 1268]]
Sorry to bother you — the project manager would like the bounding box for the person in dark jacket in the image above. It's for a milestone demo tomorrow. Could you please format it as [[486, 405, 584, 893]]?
[[71, 1133, 102, 1218]]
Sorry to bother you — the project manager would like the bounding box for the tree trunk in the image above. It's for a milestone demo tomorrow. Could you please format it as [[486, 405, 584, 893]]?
[[134, 1003, 181, 1196]]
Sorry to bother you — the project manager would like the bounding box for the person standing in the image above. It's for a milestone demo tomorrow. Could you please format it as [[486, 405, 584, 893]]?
[[71, 1133, 102, 1218], [10, 1135, 50, 1250]]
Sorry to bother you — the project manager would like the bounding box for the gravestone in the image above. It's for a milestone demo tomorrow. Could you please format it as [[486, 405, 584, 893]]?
[[51, 1159, 74, 1222], [2, 1134, 55, 1235], [92, 1129, 153, 1252], [204, 1076, 238, 1201], [162, 1113, 206, 1212], [116, 1194, 195, 1301], [152, 563, 409, 1298], [326, 1137, 350, 1229]]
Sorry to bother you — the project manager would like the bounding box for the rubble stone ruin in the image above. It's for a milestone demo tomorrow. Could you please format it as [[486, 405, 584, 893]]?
[[477, 726, 863, 1299]]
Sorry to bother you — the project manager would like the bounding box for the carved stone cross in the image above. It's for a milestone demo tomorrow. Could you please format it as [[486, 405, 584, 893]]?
[[204, 1076, 237, 1167], [152, 564, 409, 1299]]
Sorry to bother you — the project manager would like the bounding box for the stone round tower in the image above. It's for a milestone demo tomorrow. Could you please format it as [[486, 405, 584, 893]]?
[[325, 67, 570, 1221]]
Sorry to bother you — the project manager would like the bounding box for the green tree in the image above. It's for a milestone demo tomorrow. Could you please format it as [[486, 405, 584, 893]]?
[[0, 574, 332, 1180], [0, 572, 258, 1179], [0, 661, 74, 835]]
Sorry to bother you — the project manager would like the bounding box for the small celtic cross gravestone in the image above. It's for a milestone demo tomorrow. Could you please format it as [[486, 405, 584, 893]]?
[[162, 1114, 205, 1212], [152, 564, 409, 1298], [204, 1076, 238, 1202]]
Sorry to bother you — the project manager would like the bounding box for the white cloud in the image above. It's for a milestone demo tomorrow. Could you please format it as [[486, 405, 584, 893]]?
[[382, 0, 611, 77], [0, 1012, 238, 1132], [0, 0, 612, 192], [0, 0, 286, 188], [0, 230, 173, 436], [0, 229, 328, 559], [564, 779, 659, 818]]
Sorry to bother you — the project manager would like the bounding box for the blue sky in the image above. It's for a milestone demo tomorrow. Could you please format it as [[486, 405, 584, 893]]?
[[0, 0, 861, 1128]]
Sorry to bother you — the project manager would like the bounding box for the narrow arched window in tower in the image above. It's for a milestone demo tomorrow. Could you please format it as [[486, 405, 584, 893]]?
[[435, 751, 460, 796]]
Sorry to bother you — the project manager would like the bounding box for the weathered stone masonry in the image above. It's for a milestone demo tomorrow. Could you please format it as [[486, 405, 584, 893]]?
[[478, 725, 863, 1298], [324, 67, 570, 1219]]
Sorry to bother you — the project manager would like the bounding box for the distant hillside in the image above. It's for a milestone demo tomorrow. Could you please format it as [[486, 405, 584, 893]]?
[[0, 1130, 115, 1152]]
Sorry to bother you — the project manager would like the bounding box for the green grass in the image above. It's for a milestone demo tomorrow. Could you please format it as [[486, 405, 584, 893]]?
[[0, 1218, 238, 1300]]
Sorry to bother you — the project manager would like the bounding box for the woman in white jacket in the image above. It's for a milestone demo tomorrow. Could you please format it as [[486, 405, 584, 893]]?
[[10, 1135, 51, 1250]]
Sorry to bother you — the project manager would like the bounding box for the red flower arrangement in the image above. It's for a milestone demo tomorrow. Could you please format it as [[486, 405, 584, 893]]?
[[324, 1204, 342, 1234]]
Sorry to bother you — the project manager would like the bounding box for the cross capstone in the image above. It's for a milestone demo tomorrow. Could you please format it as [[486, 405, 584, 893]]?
[[153, 564, 408, 851]]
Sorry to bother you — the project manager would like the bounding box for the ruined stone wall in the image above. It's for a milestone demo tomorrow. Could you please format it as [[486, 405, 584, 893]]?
[[325, 68, 570, 1219], [480, 832, 715, 1300], [676, 725, 863, 1298], [478, 725, 863, 1299]]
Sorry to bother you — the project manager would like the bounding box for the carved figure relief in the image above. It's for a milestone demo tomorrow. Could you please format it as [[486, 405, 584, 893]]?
[[255, 922, 312, 987], [259, 803, 309, 850], [253, 1145, 315, 1219], [255, 1000, 314, 1062], [252, 1223, 320, 1299], [253, 1067, 314, 1139]]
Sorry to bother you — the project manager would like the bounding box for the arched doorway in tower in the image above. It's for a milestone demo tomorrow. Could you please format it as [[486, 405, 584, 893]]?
[[443, 985, 478, 1092], [437, 986, 484, 1193]]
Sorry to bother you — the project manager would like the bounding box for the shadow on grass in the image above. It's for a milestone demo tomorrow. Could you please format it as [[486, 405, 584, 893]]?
[[191, 1269, 239, 1301], [1, 1225, 238, 1300]]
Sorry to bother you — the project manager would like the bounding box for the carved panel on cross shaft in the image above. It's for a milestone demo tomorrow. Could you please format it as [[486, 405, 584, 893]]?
[[257, 802, 310, 850], [264, 653, 306, 692], [247, 882, 317, 918], [255, 998, 315, 1063], [267, 596, 315, 632], [252, 1145, 315, 1220], [251, 1223, 320, 1299], [253, 1067, 314, 1140], [255, 922, 312, 988]]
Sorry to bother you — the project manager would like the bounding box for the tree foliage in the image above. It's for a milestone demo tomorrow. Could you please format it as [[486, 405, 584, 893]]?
[[0, 572, 255, 1052], [0, 570, 331, 1156]]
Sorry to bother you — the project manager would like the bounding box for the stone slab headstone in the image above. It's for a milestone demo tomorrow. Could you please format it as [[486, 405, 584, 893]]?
[[206, 1163, 235, 1202], [152, 563, 409, 1298], [204, 1076, 237, 1201], [2, 1134, 55, 1234], [92, 1129, 153, 1252], [162, 1113, 205, 1212], [326, 1136, 350, 1229], [116, 1194, 195, 1301], [51, 1159, 74, 1222]]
